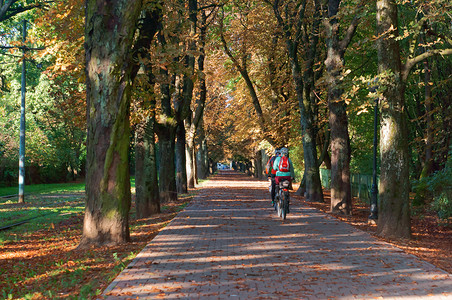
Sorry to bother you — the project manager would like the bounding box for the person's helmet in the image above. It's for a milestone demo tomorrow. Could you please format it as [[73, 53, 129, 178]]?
[[280, 147, 289, 156], [275, 148, 281, 155]]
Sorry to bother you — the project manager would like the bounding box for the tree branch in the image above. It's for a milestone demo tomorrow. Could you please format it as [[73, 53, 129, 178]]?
[[403, 48, 452, 82], [426, 28, 452, 46], [0, 0, 15, 22], [0, 45, 45, 51], [338, 12, 361, 53], [198, 2, 224, 11], [130, 4, 162, 82], [219, 6, 275, 146], [407, 17, 427, 59], [294, 0, 308, 46], [0, 1, 52, 22], [219, 9, 242, 70]]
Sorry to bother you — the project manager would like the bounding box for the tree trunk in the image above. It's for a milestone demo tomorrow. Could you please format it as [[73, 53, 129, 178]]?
[[325, 0, 352, 214], [185, 117, 196, 188], [272, 0, 324, 202], [81, 0, 142, 247], [188, 9, 208, 185], [135, 112, 160, 218], [131, 6, 161, 218], [175, 0, 197, 193], [156, 59, 178, 203], [176, 123, 188, 194], [413, 59, 433, 206], [158, 125, 177, 202], [196, 120, 208, 179], [284, 35, 321, 202], [301, 77, 324, 202], [328, 94, 351, 214], [423, 60, 433, 176], [375, 0, 411, 239], [253, 150, 263, 179]]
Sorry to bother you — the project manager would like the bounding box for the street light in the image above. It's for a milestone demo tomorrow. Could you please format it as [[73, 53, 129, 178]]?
[[368, 83, 379, 224], [18, 19, 27, 203], [16, 20, 44, 203]]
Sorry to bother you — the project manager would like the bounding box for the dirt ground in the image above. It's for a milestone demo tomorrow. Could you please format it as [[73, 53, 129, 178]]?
[[294, 190, 452, 274]]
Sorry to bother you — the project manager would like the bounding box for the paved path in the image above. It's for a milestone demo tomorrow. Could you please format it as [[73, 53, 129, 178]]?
[[103, 171, 451, 299]]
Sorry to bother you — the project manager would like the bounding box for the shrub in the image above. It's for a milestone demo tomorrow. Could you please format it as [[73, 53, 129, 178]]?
[[426, 148, 452, 224]]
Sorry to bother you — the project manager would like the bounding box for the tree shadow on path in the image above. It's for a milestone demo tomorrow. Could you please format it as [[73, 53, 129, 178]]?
[[103, 170, 451, 299]]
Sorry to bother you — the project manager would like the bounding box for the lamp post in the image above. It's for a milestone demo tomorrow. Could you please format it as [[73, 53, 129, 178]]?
[[368, 86, 379, 223], [18, 19, 27, 203]]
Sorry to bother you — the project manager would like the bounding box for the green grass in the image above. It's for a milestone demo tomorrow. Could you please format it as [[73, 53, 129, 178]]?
[[0, 182, 85, 197], [0, 178, 137, 232], [0, 177, 136, 197], [0, 204, 84, 236]]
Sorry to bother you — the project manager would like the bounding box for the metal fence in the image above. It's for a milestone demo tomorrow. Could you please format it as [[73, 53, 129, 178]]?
[[319, 168, 379, 203]]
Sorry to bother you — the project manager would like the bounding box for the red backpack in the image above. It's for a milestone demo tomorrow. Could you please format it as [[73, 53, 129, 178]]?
[[265, 156, 276, 175], [278, 156, 290, 172]]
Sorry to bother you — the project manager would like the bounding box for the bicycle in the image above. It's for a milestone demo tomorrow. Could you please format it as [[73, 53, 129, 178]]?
[[275, 180, 290, 219]]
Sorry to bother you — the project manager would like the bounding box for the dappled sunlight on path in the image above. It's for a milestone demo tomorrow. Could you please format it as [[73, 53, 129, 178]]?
[[103, 170, 451, 299]]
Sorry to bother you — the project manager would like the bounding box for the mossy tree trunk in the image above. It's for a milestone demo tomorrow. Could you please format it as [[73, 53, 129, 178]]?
[[80, 0, 143, 247], [375, 0, 411, 239]]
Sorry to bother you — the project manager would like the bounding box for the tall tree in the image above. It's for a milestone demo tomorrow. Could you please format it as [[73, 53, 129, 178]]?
[[132, 3, 162, 218], [80, 0, 143, 246], [268, 0, 324, 202], [186, 6, 211, 187], [375, 0, 411, 239], [155, 29, 178, 202], [134, 77, 160, 217], [375, 0, 452, 239], [323, 0, 362, 214], [218, 2, 279, 147], [177, 0, 198, 192]]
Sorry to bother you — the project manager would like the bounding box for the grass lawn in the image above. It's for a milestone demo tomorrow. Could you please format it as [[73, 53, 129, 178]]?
[[0, 178, 136, 197]]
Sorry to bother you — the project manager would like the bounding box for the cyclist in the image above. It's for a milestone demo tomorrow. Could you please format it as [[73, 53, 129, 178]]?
[[272, 147, 295, 211], [266, 148, 281, 206]]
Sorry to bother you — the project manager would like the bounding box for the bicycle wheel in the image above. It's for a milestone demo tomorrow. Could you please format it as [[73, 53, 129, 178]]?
[[286, 192, 290, 215], [277, 193, 282, 217], [281, 193, 287, 219]]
